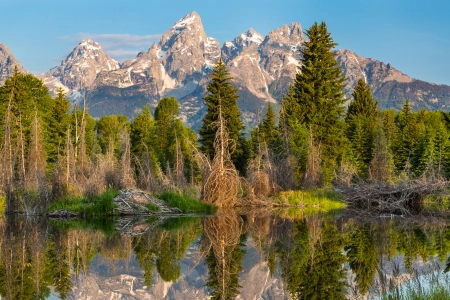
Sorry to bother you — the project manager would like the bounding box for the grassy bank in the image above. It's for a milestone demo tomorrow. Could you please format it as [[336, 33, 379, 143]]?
[[273, 189, 346, 215], [47, 189, 215, 216], [46, 189, 120, 217]]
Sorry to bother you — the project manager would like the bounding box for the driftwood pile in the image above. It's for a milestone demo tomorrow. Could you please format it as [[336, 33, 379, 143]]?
[[113, 189, 181, 215], [339, 178, 448, 216]]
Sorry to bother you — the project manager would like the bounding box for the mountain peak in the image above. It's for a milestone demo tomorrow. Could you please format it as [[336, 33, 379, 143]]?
[[240, 28, 264, 45], [40, 40, 119, 96], [0, 43, 27, 85], [172, 11, 201, 29]]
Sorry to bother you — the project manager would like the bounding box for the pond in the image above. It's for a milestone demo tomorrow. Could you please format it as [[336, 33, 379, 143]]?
[[1, 211, 450, 299]]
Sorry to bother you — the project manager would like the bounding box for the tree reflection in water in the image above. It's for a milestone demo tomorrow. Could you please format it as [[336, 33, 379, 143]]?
[[1, 214, 450, 299], [200, 214, 246, 300]]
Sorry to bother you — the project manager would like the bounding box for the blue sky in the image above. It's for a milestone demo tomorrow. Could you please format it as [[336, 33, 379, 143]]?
[[2, 0, 450, 85]]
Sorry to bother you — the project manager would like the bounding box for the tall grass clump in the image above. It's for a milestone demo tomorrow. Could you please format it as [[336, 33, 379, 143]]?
[[158, 191, 216, 213], [47, 189, 120, 217]]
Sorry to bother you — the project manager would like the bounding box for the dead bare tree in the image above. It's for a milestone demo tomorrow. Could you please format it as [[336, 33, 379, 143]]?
[[119, 132, 135, 189]]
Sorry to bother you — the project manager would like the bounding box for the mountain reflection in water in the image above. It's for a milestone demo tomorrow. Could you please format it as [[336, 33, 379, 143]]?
[[1, 212, 450, 299]]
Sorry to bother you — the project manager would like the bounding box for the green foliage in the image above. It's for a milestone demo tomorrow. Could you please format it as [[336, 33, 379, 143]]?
[[282, 220, 347, 300], [46, 189, 120, 217], [290, 22, 348, 183], [158, 216, 201, 231], [96, 114, 130, 155], [198, 58, 248, 174], [157, 191, 216, 213], [48, 217, 118, 236], [71, 105, 96, 156], [47, 88, 71, 165], [0, 194, 4, 215], [153, 97, 199, 182], [344, 224, 378, 295], [273, 189, 346, 214], [144, 202, 160, 211], [130, 104, 156, 157], [206, 233, 247, 299], [345, 78, 379, 176]]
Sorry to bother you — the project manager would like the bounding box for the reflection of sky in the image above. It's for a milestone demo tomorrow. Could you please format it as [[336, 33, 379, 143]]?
[[376, 271, 450, 300]]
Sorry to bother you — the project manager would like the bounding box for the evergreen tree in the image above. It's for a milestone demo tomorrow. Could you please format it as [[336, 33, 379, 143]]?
[[96, 115, 130, 156], [260, 103, 278, 148], [291, 22, 348, 183], [48, 88, 71, 166], [391, 100, 421, 173], [130, 104, 155, 156], [198, 58, 247, 174], [345, 78, 379, 176], [154, 97, 199, 182]]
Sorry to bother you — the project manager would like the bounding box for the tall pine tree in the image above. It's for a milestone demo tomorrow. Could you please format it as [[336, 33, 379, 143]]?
[[199, 58, 248, 174], [345, 78, 379, 176], [291, 22, 348, 183]]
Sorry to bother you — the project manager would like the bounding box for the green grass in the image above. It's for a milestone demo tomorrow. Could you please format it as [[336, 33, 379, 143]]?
[[382, 272, 450, 300], [272, 189, 346, 216], [157, 191, 216, 213], [145, 202, 160, 211], [0, 194, 5, 215], [47, 189, 120, 217]]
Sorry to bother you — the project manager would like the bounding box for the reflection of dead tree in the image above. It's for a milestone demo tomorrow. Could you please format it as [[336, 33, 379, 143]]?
[[201, 104, 240, 207], [200, 215, 245, 300], [339, 177, 449, 216]]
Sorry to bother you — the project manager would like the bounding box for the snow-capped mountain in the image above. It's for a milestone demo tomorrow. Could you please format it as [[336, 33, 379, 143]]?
[[3, 11, 450, 128], [0, 43, 27, 85], [40, 39, 119, 101]]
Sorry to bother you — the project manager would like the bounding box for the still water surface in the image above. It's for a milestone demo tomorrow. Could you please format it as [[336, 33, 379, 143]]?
[[1, 211, 450, 299]]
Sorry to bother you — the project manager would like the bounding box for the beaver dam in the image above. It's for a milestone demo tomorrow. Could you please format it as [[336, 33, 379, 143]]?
[[339, 178, 449, 216]]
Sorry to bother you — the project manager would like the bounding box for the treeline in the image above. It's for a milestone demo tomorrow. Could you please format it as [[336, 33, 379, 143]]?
[[0, 68, 200, 213], [1, 21, 450, 212]]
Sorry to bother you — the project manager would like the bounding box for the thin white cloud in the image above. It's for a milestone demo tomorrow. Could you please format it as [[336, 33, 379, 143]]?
[[58, 32, 162, 62]]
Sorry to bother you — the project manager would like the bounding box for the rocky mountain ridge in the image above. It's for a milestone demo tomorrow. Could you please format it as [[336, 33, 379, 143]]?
[[2, 11, 450, 129], [0, 43, 27, 85]]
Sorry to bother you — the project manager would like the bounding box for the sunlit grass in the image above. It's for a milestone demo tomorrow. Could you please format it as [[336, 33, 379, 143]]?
[[47, 189, 120, 217], [381, 272, 450, 300], [0, 194, 5, 215], [272, 189, 346, 217]]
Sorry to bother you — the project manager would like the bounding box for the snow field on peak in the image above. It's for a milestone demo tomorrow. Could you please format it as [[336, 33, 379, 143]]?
[[173, 14, 196, 29]]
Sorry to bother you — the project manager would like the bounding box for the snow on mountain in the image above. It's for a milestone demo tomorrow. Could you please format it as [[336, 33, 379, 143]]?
[[0, 11, 444, 129], [0, 43, 27, 85], [39, 39, 119, 101]]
